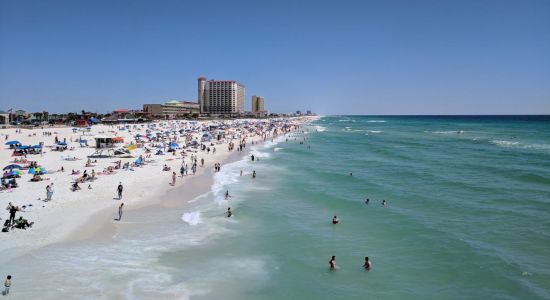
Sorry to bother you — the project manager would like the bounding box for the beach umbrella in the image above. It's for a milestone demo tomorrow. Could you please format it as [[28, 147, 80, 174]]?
[[169, 142, 179, 148], [3, 164, 22, 171], [17, 145, 30, 150], [5, 141, 20, 145], [57, 142, 67, 146], [32, 145, 42, 148]]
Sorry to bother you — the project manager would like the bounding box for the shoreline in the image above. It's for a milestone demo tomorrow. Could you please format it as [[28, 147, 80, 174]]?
[[0, 117, 317, 262], [61, 145, 250, 247]]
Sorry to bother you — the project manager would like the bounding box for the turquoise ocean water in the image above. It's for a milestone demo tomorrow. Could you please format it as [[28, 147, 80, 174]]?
[[6, 115, 550, 299]]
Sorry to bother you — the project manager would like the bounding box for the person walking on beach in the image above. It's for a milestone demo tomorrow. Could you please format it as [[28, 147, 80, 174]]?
[[117, 182, 123, 200], [363, 257, 372, 270], [3, 275, 11, 296], [329, 256, 337, 270], [45, 184, 53, 201], [172, 172, 176, 185], [117, 203, 124, 221]]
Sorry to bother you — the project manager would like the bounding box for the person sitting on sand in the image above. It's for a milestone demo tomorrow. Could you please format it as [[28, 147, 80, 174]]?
[[14, 216, 33, 229], [72, 181, 81, 191], [30, 174, 43, 182]]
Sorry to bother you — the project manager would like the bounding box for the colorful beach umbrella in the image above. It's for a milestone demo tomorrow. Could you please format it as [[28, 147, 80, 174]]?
[[3, 164, 22, 171]]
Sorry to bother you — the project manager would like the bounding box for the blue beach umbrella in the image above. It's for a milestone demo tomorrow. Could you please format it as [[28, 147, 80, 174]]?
[[32, 145, 42, 148], [5, 141, 20, 145], [57, 142, 67, 146], [3, 164, 22, 171], [16, 145, 30, 150]]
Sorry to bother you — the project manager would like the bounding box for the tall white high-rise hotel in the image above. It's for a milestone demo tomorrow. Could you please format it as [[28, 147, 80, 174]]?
[[198, 77, 245, 115]]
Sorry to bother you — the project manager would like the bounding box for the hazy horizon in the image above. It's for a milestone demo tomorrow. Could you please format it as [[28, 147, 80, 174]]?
[[1, 0, 549, 115]]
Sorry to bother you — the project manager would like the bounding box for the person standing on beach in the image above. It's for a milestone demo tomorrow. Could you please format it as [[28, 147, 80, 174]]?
[[7, 204, 17, 226], [45, 183, 54, 201], [117, 203, 124, 221], [252, 170, 256, 178], [117, 182, 123, 200], [172, 172, 177, 185], [329, 256, 337, 270], [3, 275, 11, 296]]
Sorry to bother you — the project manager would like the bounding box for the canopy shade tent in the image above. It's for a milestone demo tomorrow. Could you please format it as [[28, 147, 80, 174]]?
[[3, 164, 22, 171]]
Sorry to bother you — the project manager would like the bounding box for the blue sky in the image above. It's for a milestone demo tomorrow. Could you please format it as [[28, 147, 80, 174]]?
[[1, 0, 549, 115]]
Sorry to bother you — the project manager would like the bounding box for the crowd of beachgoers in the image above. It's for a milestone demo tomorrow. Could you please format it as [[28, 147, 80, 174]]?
[[0, 117, 313, 254]]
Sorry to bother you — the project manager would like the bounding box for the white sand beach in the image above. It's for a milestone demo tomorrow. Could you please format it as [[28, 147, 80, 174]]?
[[0, 117, 315, 260]]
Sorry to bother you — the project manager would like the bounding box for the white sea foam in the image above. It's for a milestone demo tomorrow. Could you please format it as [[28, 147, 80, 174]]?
[[367, 120, 386, 123], [431, 130, 465, 134], [491, 140, 550, 151], [274, 147, 284, 152], [182, 211, 202, 225], [367, 130, 382, 134], [315, 125, 326, 132]]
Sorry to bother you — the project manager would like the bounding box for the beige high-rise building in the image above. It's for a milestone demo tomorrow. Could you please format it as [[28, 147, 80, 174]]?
[[198, 77, 245, 115], [251, 95, 265, 113]]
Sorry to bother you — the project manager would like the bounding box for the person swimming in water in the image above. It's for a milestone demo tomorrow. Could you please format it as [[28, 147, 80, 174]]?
[[225, 190, 230, 200], [332, 216, 339, 224], [225, 207, 232, 218], [363, 257, 372, 270], [329, 256, 337, 270], [365, 198, 370, 205], [382, 200, 387, 207]]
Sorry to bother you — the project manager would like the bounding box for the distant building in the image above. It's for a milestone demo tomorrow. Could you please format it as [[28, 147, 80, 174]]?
[[0, 111, 9, 126], [198, 77, 245, 115], [251, 95, 265, 113], [306, 110, 312, 115], [296, 110, 302, 115], [143, 100, 200, 118]]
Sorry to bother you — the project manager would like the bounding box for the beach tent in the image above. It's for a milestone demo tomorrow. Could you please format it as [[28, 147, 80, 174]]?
[[89, 117, 100, 124], [168, 142, 179, 149], [29, 167, 46, 175], [3, 164, 22, 171]]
